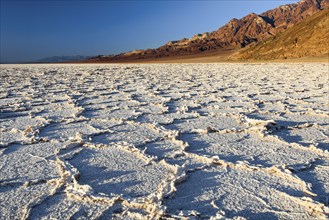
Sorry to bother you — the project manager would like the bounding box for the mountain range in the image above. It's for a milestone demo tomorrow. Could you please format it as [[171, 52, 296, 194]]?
[[37, 55, 91, 63], [87, 0, 329, 62]]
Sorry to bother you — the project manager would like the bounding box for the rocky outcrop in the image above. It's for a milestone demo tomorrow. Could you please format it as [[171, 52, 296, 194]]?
[[229, 9, 329, 60]]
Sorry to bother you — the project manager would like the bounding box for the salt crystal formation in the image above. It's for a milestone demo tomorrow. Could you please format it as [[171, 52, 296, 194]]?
[[0, 63, 328, 219]]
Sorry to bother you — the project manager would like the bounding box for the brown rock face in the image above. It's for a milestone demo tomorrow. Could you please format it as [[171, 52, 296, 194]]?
[[204, 0, 328, 48], [229, 9, 329, 60], [88, 0, 329, 62]]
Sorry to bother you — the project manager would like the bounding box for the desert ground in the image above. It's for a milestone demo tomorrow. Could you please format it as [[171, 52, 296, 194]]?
[[0, 63, 328, 219]]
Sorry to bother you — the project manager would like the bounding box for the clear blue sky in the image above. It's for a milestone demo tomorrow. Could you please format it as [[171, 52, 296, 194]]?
[[0, 0, 296, 63]]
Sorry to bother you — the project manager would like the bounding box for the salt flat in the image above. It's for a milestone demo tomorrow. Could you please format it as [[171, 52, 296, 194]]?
[[0, 63, 328, 219]]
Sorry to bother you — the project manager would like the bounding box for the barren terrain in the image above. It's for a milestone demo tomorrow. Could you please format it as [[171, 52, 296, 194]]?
[[0, 64, 328, 219]]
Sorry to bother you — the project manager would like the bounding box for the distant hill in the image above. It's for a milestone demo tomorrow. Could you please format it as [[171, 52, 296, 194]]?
[[37, 55, 91, 63], [230, 9, 329, 60], [87, 0, 329, 62]]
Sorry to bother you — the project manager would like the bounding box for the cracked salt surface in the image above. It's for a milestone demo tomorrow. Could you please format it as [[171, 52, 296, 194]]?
[[0, 63, 328, 219]]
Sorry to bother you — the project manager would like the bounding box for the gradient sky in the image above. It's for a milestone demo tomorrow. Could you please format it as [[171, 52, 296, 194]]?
[[0, 0, 297, 63]]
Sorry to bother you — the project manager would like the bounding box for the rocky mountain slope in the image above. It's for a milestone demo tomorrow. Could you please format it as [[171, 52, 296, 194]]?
[[88, 0, 329, 62], [230, 9, 329, 60]]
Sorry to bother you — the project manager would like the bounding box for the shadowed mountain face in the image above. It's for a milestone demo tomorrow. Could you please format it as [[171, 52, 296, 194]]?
[[88, 0, 328, 62], [230, 9, 329, 60]]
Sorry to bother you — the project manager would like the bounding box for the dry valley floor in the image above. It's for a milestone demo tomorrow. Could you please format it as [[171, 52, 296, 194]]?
[[0, 63, 328, 219]]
